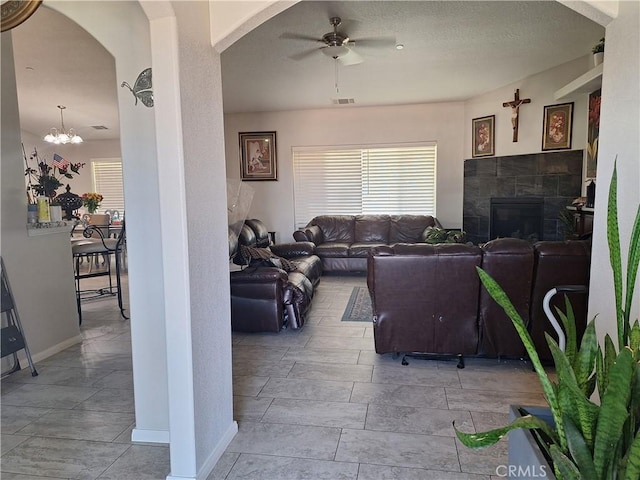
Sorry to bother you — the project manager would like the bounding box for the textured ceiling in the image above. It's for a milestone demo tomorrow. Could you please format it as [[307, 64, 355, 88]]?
[[12, 6, 119, 142], [222, 1, 604, 113], [10, 1, 604, 141]]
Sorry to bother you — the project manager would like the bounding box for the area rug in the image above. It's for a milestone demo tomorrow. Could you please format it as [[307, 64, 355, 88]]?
[[341, 286, 373, 322]]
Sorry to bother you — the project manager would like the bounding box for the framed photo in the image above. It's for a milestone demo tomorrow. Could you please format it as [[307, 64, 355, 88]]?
[[239, 131, 277, 181], [472, 115, 495, 158], [542, 102, 574, 151], [586, 89, 601, 178]]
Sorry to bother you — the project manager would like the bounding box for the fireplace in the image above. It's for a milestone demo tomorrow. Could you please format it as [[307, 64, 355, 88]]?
[[490, 198, 544, 242], [463, 151, 583, 244]]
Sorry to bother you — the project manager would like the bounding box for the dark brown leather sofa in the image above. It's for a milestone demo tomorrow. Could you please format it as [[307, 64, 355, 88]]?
[[230, 219, 322, 333], [293, 214, 442, 272], [367, 238, 591, 363]]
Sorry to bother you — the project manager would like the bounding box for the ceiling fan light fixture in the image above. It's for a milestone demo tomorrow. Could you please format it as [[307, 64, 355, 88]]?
[[322, 45, 350, 59]]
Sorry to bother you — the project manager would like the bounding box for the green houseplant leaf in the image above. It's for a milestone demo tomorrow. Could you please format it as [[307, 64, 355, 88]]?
[[455, 413, 559, 449], [625, 205, 640, 329], [624, 430, 640, 480], [562, 414, 597, 480], [548, 334, 599, 451], [607, 162, 625, 349], [574, 319, 598, 396], [549, 444, 581, 479], [456, 160, 640, 480], [593, 347, 635, 478], [475, 267, 566, 450], [556, 295, 578, 366]]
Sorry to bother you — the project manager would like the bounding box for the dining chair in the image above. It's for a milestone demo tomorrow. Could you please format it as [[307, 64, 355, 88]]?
[[71, 221, 127, 324]]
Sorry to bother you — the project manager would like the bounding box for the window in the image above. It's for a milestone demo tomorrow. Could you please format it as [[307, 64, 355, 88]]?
[[292, 143, 436, 228], [91, 159, 124, 214]]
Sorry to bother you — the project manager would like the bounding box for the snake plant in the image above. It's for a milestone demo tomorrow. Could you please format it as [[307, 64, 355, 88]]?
[[454, 162, 640, 480]]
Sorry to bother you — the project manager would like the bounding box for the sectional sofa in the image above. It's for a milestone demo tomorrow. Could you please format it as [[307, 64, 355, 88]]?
[[293, 214, 444, 272], [367, 238, 591, 363]]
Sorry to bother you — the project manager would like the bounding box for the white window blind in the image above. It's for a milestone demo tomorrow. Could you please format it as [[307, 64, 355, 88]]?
[[91, 159, 124, 214], [293, 143, 436, 228]]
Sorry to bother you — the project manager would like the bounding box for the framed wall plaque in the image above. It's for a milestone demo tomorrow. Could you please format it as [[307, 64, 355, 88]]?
[[239, 131, 277, 181], [472, 115, 495, 158], [542, 102, 574, 151]]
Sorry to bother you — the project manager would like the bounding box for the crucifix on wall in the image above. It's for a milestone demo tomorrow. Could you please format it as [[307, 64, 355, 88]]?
[[502, 89, 531, 142]]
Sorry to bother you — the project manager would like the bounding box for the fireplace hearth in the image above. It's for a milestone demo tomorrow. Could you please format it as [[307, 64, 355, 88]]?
[[490, 198, 544, 242]]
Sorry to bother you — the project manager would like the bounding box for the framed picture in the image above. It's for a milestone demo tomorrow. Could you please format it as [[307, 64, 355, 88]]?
[[586, 89, 601, 178], [542, 102, 574, 151], [239, 131, 277, 181], [472, 115, 495, 157]]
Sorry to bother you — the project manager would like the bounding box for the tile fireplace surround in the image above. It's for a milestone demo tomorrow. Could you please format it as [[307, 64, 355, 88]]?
[[463, 150, 583, 244]]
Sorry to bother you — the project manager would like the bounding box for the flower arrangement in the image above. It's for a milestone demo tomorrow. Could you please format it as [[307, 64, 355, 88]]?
[[82, 192, 103, 214], [24, 146, 84, 203]]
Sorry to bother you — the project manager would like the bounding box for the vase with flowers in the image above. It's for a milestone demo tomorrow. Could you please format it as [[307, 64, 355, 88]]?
[[24, 146, 84, 203], [82, 192, 103, 214]]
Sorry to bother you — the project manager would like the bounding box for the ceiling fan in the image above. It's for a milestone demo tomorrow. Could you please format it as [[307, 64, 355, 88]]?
[[282, 16, 396, 66]]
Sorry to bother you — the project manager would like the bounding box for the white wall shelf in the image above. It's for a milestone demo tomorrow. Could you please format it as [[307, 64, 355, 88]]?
[[554, 63, 603, 100]]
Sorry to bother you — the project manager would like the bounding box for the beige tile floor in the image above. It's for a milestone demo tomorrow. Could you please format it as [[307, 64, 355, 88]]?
[[1, 272, 549, 479]]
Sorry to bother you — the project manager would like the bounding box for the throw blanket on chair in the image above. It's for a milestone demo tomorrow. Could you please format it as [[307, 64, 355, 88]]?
[[239, 245, 297, 272]]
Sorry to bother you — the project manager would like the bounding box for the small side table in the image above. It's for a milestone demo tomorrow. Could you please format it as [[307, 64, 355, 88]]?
[[565, 206, 594, 239]]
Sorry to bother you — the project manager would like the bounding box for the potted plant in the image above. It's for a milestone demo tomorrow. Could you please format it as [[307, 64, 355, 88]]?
[[592, 37, 605, 67], [454, 161, 640, 479], [24, 147, 84, 204]]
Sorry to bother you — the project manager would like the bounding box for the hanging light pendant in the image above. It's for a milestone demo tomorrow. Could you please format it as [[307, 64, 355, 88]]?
[[44, 105, 83, 144]]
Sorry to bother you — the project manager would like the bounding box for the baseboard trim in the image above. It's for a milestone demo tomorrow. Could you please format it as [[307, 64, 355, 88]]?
[[165, 420, 238, 480], [15, 334, 84, 366], [131, 427, 170, 444]]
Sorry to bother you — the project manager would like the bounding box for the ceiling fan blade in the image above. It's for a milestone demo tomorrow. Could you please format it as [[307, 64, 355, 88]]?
[[289, 48, 321, 62], [280, 32, 322, 43], [349, 36, 397, 49], [338, 49, 363, 66]]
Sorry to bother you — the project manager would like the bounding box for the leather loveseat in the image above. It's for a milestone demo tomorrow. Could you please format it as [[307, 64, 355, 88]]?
[[293, 214, 443, 272], [229, 219, 322, 333], [367, 238, 591, 363]]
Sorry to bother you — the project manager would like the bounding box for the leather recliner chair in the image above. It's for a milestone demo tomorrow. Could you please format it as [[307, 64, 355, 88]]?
[[229, 219, 322, 333]]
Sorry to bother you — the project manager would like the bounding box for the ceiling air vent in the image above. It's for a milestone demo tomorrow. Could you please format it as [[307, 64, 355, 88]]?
[[91, 125, 109, 130], [332, 98, 355, 105]]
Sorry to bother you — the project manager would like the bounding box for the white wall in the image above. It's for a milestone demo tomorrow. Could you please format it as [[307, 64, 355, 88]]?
[[21, 130, 121, 205], [167, 1, 237, 476], [225, 102, 466, 237], [587, 0, 640, 341], [47, 0, 170, 446], [465, 55, 592, 168], [1, 33, 81, 364], [223, 55, 593, 238]]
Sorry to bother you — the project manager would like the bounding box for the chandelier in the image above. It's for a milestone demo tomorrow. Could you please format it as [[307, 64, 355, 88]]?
[[44, 105, 83, 144]]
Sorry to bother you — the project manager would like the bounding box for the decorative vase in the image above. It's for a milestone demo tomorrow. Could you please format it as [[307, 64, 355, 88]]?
[[49, 205, 63, 222], [586, 180, 596, 208], [56, 184, 83, 220], [593, 52, 604, 66], [36, 196, 50, 223], [27, 204, 38, 224]]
